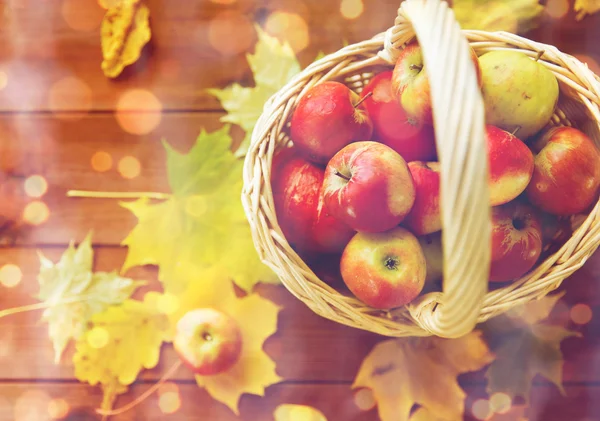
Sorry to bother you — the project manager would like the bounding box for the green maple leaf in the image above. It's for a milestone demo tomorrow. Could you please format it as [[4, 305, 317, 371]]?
[[453, 0, 544, 33], [36, 232, 145, 363], [121, 126, 277, 294], [208, 26, 301, 157], [73, 292, 172, 413], [484, 293, 581, 403]]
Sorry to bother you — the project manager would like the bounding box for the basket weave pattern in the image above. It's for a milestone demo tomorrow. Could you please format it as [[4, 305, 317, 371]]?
[[242, 0, 600, 338]]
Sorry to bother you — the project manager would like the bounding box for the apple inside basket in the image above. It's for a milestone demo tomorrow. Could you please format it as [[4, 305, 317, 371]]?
[[243, 0, 600, 338]]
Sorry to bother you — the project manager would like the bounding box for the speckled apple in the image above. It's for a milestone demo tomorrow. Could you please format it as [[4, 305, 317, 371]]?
[[489, 201, 543, 283], [322, 141, 416, 233], [486, 125, 534, 206], [403, 161, 441, 235], [290, 81, 373, 164], [340, 227, 426, 309], [526, 126, 600, 216]]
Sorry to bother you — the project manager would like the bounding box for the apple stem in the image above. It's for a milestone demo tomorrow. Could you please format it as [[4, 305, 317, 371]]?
[[353, 92, 373, 109], [334, 170, 352, 182], [96, 360, 183, 417], [511, 126, 522, 136], [409, 64, 423, 71], [534, 50, 545, 62]]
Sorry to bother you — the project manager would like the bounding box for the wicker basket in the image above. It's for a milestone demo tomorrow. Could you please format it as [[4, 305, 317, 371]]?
[[242, 0, 600, 338]]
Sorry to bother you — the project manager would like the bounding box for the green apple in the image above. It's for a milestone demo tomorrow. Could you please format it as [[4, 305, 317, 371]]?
[[479, 50, 559, 139]]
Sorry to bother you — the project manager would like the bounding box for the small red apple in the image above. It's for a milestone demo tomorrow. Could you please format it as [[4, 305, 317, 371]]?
[[526, 126, 600, 215], [174, 308, 242, 376], [403, 161, 441, 235], [340, 227, 426, 309], [290, 81, 373, 164], [392, 41, 482, 125], [489, 201, 543, 283], [486, 125, 534, 206], [322, 141, 416, 233], [359, 71, 437, 162], [272, 156, 355, 253]]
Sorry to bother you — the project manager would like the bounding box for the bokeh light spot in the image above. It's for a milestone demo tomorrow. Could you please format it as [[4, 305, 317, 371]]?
[[87, 327, 110, 349], [353, 388, 376, 411], [91, 151, 113, 172], [48, 399, 70, 420], [208, 11, 255, 56], [472, 399, 492, 420], [118, 156, 141, 179], [0, 326, 14, 358], [15, 390, 51, 421], [24, 175, 48, 198], [546, 0, 569, 19], [116, 89, 162, 135], [571, 303, 593, 325], [48, 76, 93, 116], [341, 0, 364, 20], [23, 201, 50, 226], [62, 0, 104, 32], [265, 12, 309, 53], [0, 71, 7, 91], [157, 293, 180, 315], [490, 392, 512, 414], [0, 264, 22, 288], [158, 391, 181, 414]]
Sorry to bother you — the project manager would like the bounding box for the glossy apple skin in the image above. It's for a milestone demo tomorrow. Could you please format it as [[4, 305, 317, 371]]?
[[290, 81, 373, 164], [174, 308, 242, 376], [392, 41, 482, 125], [526, 127, 600, 216], [487, 125, 534, 206], [403, 161, 441, 235], [340, 227, 426, 309], [489, 201, 543, 283], [360, 71, 437, 162], [323, 141, 416, 233], [273, 156, 355, 253]]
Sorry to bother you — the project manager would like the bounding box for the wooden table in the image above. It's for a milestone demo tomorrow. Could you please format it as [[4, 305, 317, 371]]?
[[1, 1, 600, 420]]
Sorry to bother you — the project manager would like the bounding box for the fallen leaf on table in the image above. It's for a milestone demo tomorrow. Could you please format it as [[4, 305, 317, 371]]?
[[452, 0, 544, 33], [36, 231, 145, 363], [170, 268, 282, 415], [101, 0, 151, 78], [73, 291, 172, 414], [274, 404, 328, 421], [353, 331, 494, 421], [208, 26, 301, 157], [484, 293, 580, 403], [574, 0, 600, 20], [121, 126, 277, 294]]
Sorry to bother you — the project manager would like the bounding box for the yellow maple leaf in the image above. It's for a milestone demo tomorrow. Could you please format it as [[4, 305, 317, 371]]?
[[452, 0, 544, 33], [120, 126, 277, 294], [353, 331, 494, 421], [169, 268, 282, 415], [73, 292, 172, 413], [208, 26, 301, 157], [274, 404, 328, 421], [484, 293, 580, 403], [574, 0, 600, 20], [101, 0, 151, 78]]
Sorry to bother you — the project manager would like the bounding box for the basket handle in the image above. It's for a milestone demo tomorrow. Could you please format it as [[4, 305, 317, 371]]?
[[380, 0, 490, 338]]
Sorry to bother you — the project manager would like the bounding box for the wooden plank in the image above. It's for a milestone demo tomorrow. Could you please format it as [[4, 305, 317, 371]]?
[[0, 0, 401, 112], [2, 245, 600, 383], [0, 382, 598, 421]]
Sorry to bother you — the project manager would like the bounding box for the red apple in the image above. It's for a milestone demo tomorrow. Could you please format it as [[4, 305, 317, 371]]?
[[272, 156, 355, 253], [392, 41, 482, 125], [487, 125, 534, 206], [526, 126, 600, 215], [360, 71, 437, 162], [290, 81, 373, 164], [174, 308, 242, 376], [403, 161, 441, 235], [340, 227, 426, 309], [322, 141, 416, 233], [489, 201, 543, 283]]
